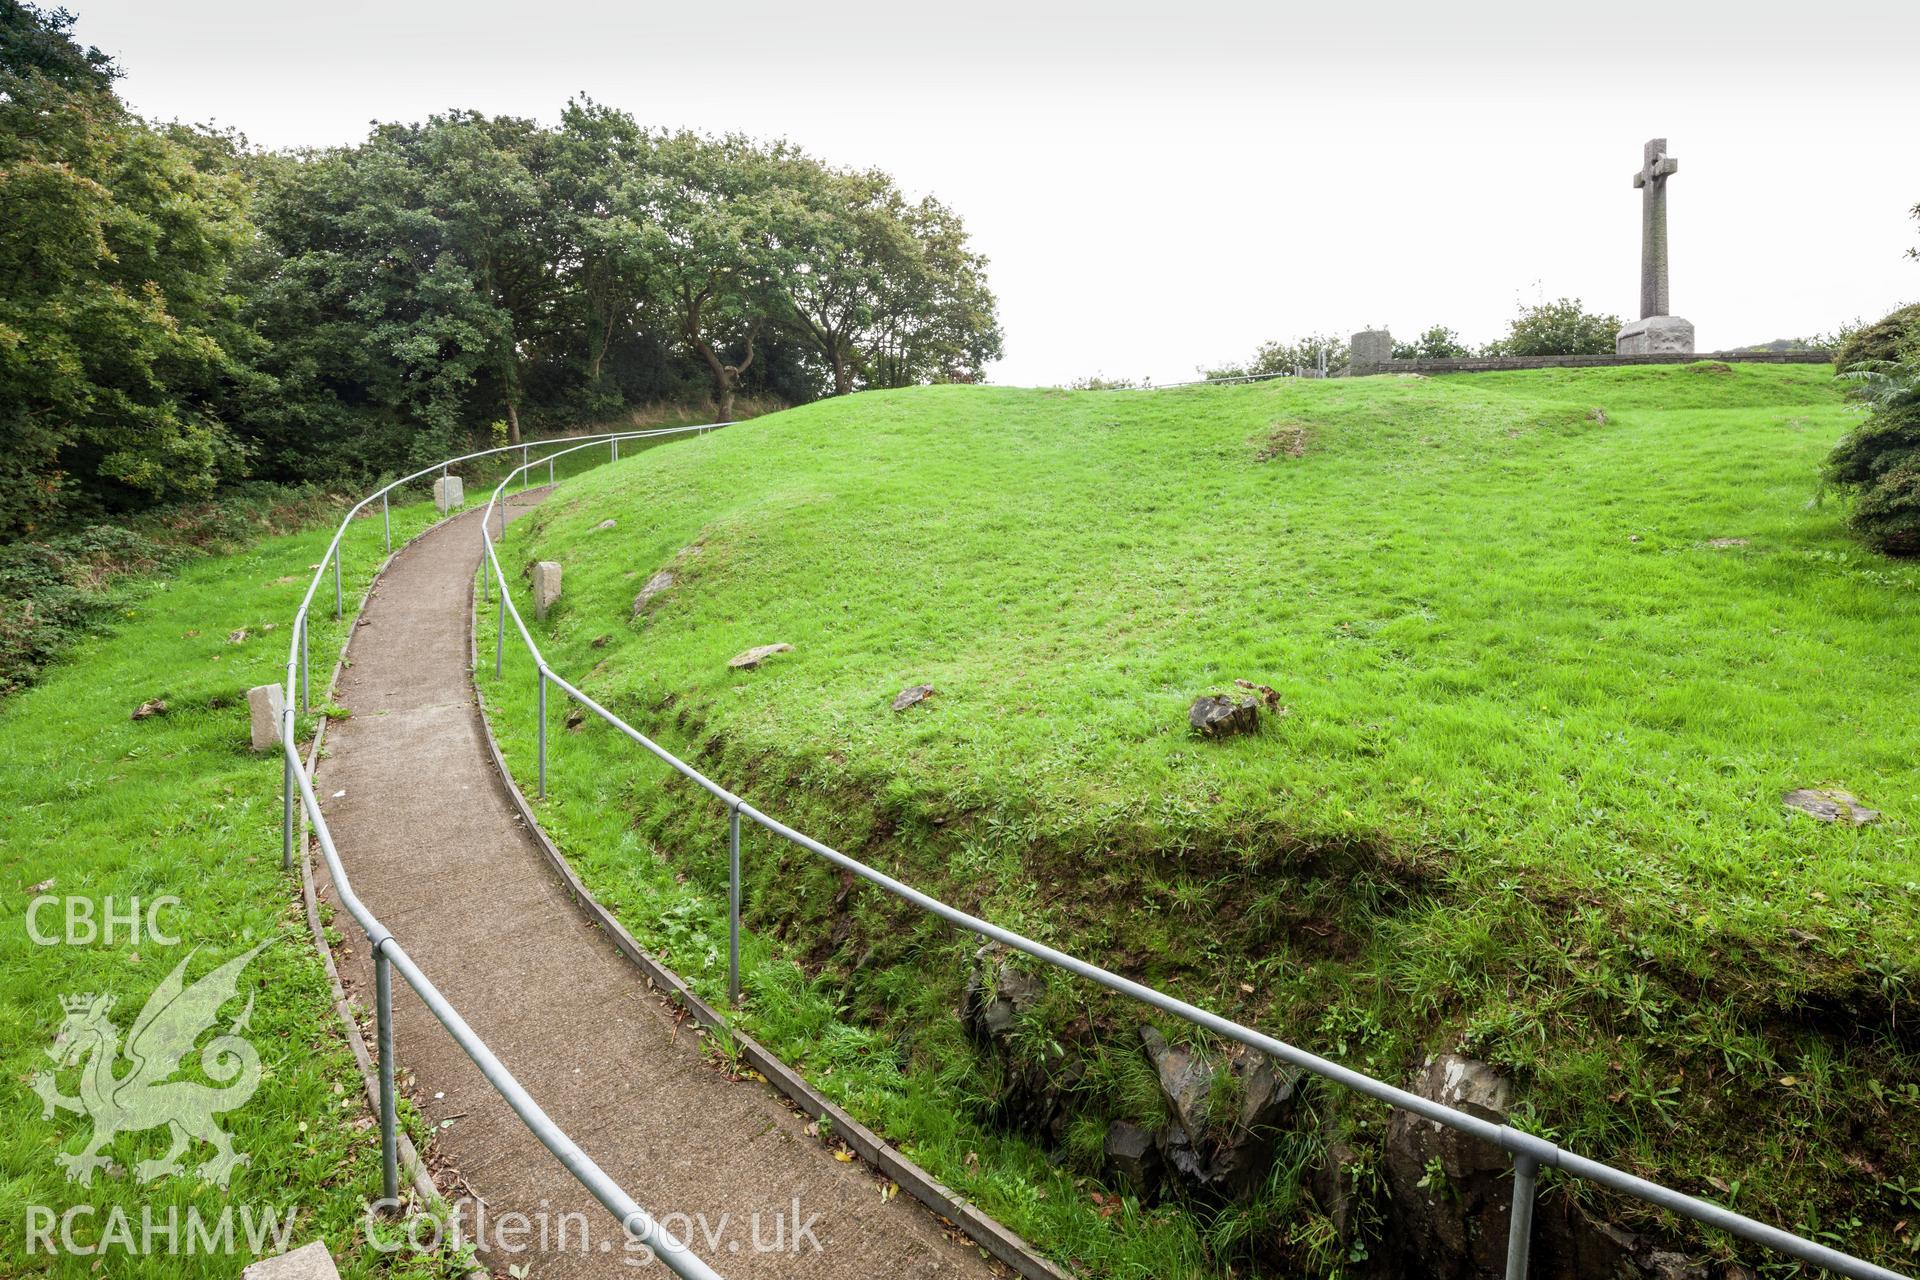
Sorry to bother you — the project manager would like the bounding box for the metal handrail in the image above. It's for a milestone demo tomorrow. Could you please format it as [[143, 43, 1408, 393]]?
[[280, 424, 732, 1280], [475, 431, 1913, 1280]]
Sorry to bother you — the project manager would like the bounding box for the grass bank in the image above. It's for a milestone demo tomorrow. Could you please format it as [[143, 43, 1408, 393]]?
[[0, 492, 481, 1277], [479, 365, 1920, 1277]]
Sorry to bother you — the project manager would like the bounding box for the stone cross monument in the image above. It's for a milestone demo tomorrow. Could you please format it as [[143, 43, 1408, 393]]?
[[1615, 138, 1695, 355]]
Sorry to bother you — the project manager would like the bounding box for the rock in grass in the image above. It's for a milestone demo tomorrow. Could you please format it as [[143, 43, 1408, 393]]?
[[131, 698, 167, 720], [1139, 1026, 1298, 1200], [532, 561, 562, 620], [891, 684, 935, 712], [728, 643, 792, 670], [1382, 1054, 1516, 1275], [594, 518, 616, 531], [1783, 788, 1881, 825], [1189, 694, 1259, 737], [1105, 1121, 1160, 1200], [631, 570, 674, 615]]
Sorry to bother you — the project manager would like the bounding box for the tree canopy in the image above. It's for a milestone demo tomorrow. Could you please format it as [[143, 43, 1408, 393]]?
[[0, 3, 1002, 535]]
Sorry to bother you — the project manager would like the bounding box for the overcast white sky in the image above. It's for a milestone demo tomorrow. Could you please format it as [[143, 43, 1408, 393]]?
[[71, 0, 1920, 386]]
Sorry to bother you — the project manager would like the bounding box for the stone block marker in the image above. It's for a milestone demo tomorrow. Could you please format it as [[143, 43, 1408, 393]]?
[[432, 474, 464, 513], [247, 682, 285, 752], [1348, 329, 1394, 376], [241, 1241, 340, 1280], [532, 560, 562, 620]]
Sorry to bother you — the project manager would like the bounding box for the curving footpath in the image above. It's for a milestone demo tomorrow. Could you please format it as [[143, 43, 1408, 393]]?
[[312, 494, 994, 1278]]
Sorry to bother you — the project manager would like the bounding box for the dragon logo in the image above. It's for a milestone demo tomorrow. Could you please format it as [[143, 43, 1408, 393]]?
[[31, 941, 271, 1187]]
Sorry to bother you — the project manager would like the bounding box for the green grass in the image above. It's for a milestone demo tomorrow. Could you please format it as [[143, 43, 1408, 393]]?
[[478, 363, 1920, 1276], [0, 492, 485, 1278]]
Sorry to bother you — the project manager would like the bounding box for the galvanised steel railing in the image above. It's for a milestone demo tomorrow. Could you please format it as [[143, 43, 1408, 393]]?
[[475, 432, 1913, 1280], [281, 424, 733, 1280]]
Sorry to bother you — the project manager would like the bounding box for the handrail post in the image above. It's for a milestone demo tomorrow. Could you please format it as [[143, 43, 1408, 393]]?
[[374, 942, 400, 1204], [728, 805, 742, 1005], [548, 455, 555, 487], [281, 705, 294, 872], [333, 550, 342, 620], [495, 582, 506, 676], [612, 437, 618, 462], [1504, 1153, 1540, 1280], [521, 444, 529, 493], [536, 669, 547, 798], [299, 616, 310, 712], [382, 492, 390, 553]]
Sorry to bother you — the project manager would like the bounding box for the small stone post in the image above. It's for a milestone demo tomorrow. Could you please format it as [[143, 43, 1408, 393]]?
[[433, 474, 464, 513], [532, 561, 563, 620], [1349, 329, 1394, 376], [247, 683, 286, 752]]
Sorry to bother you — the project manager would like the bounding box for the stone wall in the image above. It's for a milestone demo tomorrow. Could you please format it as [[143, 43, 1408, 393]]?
[[1348, 333, 1831, 377]]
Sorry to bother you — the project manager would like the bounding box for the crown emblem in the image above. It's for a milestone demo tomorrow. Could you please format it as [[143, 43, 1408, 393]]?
[[61, 993, 111, 1015]]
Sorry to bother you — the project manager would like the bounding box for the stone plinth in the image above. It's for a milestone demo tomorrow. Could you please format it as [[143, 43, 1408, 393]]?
[[532, 561, 562, 620], [433, 474, 464, 513], [247, 683, 286, 753], [1616, 315, 1695, 355], [1349, 329, 1394, 376]]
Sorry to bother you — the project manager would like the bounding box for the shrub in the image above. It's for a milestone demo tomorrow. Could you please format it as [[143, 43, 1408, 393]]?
[[1393, 325, 1471, 360], [1484, 297, 1622, 357], [1825, 362, 1920, 556], [1833, 302, 1920, 372]]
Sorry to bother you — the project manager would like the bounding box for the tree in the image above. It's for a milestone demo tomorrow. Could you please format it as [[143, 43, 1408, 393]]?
[[764, 161, 902, 396], [635, 133, 784, 421], [0, 1, 254, 534], [863, 195, 1002, 387], [402, 112, 559, 444], [1394, 325, 1471, 360], [551, 99, 655, 414], [1201, 333, 1348, 381], [236, 139, 501, 478], [1484, 297, 1620, 357]]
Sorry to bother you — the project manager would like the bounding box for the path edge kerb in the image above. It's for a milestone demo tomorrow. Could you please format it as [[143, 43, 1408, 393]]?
[[463, 523, 1073, 1280]]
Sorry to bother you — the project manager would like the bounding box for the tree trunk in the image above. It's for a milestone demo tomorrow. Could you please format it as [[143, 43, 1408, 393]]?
[[831, 343, 853, 396], [504, 399, 522, 446], [715, 372, 736, 423]]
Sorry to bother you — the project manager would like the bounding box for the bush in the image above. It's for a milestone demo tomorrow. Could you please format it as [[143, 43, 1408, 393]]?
[[1833, 302, 1920, 371], [1825, 363, 1920, 556], [1484, 297, 1622, 357], [0, 483, 340, 697], [1393, 325, 1471, 360]]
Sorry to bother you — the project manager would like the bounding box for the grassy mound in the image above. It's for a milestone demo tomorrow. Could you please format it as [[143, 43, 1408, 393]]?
[[485, 365, 1919, 1275]]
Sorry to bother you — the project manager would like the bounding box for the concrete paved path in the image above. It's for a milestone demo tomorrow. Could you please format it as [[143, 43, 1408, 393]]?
[[314, 497, 993, 1278]]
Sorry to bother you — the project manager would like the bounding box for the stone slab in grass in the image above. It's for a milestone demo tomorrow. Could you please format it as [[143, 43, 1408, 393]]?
[[247, 682, 285, 752], [1783, 788, 1881, 825], [241, 1241, 339, 1280], [729, 642, 792, 669], [532, 560, 562, 620]]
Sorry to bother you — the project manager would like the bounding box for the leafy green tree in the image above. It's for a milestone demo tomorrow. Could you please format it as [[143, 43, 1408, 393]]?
[[764, 160, 905, 396], [235, 140, 499, 478], [552, 99, 657, 413], [1201, 333, 1347, 381], [0, 1, 254, 535], [1484, 297, 1621, 357], [636, 133, 786, 421], [862, 195, 1003, 387], [1393, 325, 1471, 360]]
